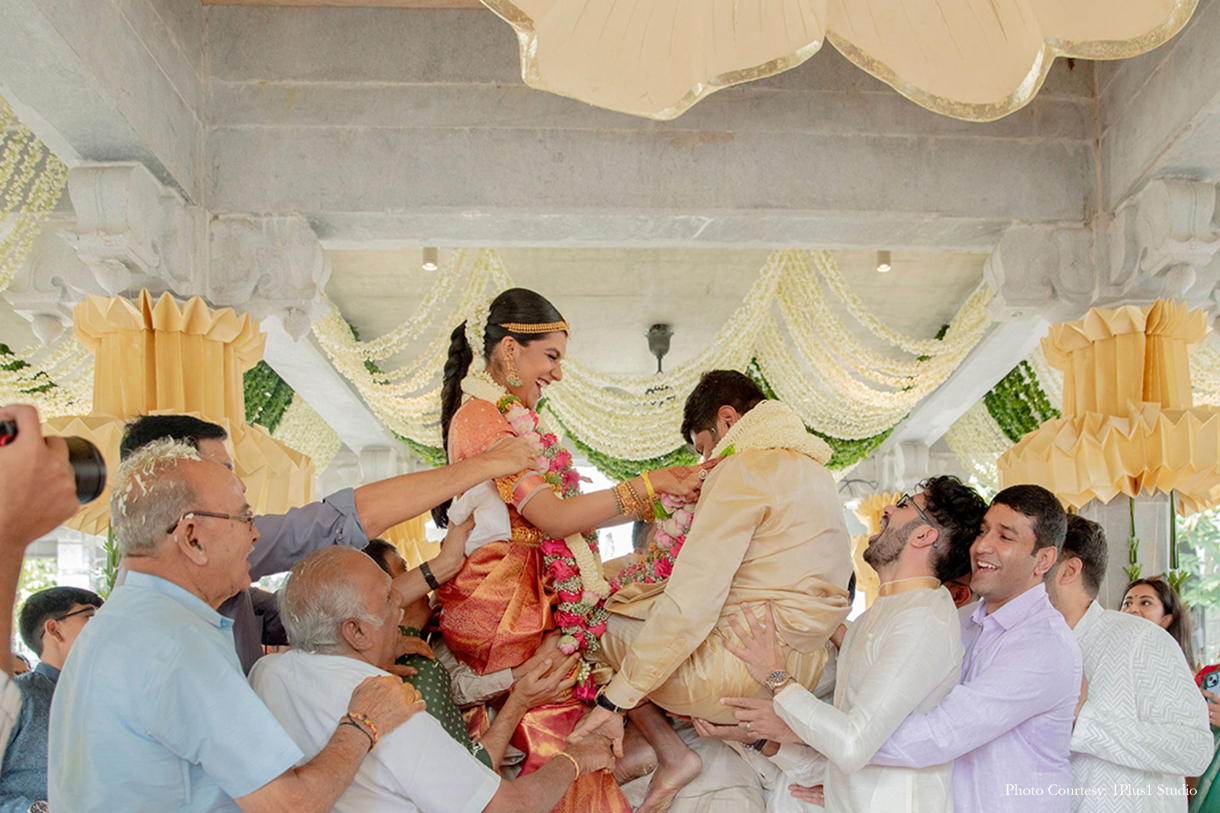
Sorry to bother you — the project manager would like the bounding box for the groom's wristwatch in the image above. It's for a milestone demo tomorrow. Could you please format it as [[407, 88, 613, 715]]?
[[765, 669, 794, 695], [745, 738, 770, 753], [596, 691, 628, 715]]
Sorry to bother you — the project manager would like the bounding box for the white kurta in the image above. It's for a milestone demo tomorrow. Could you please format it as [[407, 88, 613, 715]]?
[[1069, 601, 1212, 813], [768, 578, 964, 813], [249, 650, 502, 813]]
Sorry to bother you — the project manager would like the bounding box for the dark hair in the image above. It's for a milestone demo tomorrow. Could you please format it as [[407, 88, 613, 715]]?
[[363, 539, 399, 575], [434, 288, 567, 526], [1124, 577, 1195, 668], [919, 475, 988, 583], [847, 571, 857, 604], [632, 521, 651, 551], [679, 370, 766, 445], [1061, 515, 1108, 598], [120, 415, 228, 461], [991, 484, 1067, 554], [19, 586, 104, 656]]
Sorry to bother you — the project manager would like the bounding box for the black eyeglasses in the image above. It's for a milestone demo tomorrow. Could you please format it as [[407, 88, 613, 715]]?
[[896, 493, 939, 530], [166, 509, 255, 535], [52, 606, 97, 623]]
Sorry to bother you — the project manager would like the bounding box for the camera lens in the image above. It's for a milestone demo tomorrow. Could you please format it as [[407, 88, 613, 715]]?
[[0, 419, 107, 505], [64, 436, 107, 504]]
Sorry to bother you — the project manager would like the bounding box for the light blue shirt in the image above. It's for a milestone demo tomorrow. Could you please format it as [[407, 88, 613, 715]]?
[[48, 572, 304, 813]]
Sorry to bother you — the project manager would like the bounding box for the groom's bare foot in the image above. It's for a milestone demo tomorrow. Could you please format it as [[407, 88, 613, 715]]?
[[637, 747, 702, 813], [613, 725, 658, 785]]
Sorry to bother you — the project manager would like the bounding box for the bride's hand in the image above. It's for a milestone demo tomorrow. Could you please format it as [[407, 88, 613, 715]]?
[[647, 459, 719, 500]]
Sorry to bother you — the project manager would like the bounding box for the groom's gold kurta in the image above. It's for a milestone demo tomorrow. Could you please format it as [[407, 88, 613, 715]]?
[[598, 445, 853, 724]]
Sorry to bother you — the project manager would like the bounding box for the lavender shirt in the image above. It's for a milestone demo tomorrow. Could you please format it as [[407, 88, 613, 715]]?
[[872, 583, 1082, 812]]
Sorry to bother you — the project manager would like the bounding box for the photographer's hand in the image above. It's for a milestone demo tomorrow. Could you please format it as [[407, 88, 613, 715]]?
[[0, 404, 78, 544], [0, 404, 80, 675]]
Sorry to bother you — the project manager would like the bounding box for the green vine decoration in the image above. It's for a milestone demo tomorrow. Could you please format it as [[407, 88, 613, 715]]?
[[983, 360, 1061, 443], [1124, 496, 1143, 583], [1, 341, 56, 394], [394, 433, 449, 469], [99, 526, 119, 599], [243, 361, 295, 434]]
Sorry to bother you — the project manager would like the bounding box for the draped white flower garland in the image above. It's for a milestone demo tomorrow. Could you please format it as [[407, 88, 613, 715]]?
[[0, 336, 93, 418], [312, 248, 994, 461], [272, 395, 343, 471]]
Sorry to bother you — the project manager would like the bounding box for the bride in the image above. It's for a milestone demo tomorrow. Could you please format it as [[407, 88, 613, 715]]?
[[432, 287, 708, 813]]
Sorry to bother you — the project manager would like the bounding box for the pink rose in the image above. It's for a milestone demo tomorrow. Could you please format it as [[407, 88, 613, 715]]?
[[674, 508, 693, 528], [581, 590, 601, 605], [554, 449, 572, 469], [535, 455, 549, 472], [550, 560, 578, 581], [505, 404, 529, 422], [541, 540, 570, 557], [557, 611, 584, 627], [575, 678, 597, 701], [558, 634, 579, 655], [561, 470, 580, 491], [542, 433, 559, 446], [548, 455, 565, 473], [558, 589, 581, 603], [661, 518, 680, 538], [587, 621, 607, 637], [655, 558, 673, 579]]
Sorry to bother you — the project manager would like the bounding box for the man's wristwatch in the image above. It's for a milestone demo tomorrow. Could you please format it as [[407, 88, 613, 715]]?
[[28, 802, 49, 813], [745, 738, 769, 753], [596, 691, 628, 715], [765, 669, 794, 695]]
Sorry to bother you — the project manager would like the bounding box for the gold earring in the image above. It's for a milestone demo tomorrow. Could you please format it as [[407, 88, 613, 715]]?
[[505, 354, 524, 387]]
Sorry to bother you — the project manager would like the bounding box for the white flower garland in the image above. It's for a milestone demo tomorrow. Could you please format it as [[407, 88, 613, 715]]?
[[311, 248, 994, 459], [710, 399, 833, 464], [272, 394, 343, 470]]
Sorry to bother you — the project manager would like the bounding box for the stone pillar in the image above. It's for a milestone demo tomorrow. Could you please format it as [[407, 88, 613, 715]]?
[[1078, 493, 1174, 610]]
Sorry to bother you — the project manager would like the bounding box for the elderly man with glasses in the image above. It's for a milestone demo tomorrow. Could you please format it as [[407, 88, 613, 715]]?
[[48, 439, 420, 813]]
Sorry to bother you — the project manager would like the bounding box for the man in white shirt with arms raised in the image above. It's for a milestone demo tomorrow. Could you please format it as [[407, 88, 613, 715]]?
[[251, 545, 616, 813]]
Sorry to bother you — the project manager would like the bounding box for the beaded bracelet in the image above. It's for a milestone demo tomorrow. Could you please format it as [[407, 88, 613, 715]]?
[[344, 712, 379, 750], [554, 750, 581, 779]]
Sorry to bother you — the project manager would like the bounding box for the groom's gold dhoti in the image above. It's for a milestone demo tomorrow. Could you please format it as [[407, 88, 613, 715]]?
[[597, 442, 854, 725]]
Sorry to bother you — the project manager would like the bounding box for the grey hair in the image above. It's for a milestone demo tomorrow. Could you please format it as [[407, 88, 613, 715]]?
[[110, 438, 202, 557], [280, 548, 383, 654]]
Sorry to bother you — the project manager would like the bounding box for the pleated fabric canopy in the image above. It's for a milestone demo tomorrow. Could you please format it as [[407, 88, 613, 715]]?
[[482, 0, 1196, 120]]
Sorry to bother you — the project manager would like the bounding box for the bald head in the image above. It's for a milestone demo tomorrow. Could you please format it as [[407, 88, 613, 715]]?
[[281, 548, 388, 654]]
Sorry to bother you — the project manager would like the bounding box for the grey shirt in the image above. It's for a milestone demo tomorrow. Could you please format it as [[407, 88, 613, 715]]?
[[119, 488, 369, 673], [0, 662, 58, 811]]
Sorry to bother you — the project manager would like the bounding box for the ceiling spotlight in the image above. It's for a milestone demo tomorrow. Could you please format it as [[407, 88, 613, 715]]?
[[422, 247, 439, 272], [876, 250, 892, 274]]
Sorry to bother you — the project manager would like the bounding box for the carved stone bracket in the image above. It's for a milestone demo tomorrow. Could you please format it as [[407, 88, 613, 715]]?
[[984, 179, 1220, 326], [1107, 178, 1220, 314], [208, 215, 332, 340], [983, 224, 1095, 323], [5, 162, 332, 343]]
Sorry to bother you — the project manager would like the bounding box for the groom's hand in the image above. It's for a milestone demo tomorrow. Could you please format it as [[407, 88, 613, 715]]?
[[568, 705, 625, 757]]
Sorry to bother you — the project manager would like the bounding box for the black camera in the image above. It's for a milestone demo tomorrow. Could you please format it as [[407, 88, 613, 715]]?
[[0, 419, 107, 505]]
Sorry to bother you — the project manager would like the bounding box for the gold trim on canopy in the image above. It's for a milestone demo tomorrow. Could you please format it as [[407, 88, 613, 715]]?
[[42, 290, 314, 535], [998, 300, 1220, 515], [481, 0, 1197, 122]]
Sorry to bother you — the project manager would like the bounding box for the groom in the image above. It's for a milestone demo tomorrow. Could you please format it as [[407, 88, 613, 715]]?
[[572, 370, 854, 812]]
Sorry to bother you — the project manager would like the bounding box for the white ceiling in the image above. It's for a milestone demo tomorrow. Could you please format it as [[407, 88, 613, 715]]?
[[326, 246, 987, 378]]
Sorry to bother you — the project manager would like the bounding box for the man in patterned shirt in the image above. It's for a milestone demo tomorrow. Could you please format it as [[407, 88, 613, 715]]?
[[1044, 514, 1211, 811]]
